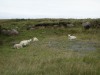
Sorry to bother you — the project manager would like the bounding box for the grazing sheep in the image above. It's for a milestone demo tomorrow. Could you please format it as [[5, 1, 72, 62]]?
[[20, 39, 32, 46], [20, 40, 29, 46], [68, 34, 76, 40], [33, 37, 39, 42], [14, 43, 23, 49]]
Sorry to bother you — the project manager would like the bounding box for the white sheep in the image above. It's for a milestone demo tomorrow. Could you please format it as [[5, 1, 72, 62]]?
[[68, 34, 76, 40], [14, 43, 23, 49], [33, 37, 39, 42], [20, 39, 32, 46], [27, 39, 32, 43]]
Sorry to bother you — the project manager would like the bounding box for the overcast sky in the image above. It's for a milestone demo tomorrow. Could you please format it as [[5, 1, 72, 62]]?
[[0, 0, 100, 19]]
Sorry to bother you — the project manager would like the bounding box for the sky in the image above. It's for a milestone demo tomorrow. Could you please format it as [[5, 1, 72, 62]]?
[[0, 0, 100, 19]]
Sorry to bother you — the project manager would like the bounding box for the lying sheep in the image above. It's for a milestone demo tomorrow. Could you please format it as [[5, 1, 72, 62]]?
[[68, 34, 76, 40], [14, 43, 23, 49]]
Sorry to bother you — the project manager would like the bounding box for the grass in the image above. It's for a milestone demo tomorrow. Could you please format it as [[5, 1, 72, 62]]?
[[0, 20, 100, 75]]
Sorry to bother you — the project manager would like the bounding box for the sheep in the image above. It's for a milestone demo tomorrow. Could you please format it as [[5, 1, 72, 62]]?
[[68, 34, 76, 40], [33, 37, 39, 42], [20, 39, 32, 46], [14, 43, 23, 49], [20, 40, 29, 46], [27, 39, 32, 43]]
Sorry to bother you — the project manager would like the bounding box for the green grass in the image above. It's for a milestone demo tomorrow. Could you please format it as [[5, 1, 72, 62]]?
[[0, 20, 100, 75]]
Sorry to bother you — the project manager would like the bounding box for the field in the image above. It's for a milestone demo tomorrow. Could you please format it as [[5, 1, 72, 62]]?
[[0, 19, 100, 75]]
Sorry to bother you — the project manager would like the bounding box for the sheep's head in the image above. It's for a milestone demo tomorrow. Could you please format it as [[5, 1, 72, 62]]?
[[33, 37, 39, 41]]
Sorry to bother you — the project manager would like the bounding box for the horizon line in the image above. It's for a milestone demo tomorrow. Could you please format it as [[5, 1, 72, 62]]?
[[0, 17, 100, 20]]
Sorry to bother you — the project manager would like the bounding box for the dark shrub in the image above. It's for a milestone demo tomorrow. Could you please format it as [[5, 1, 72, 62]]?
[[82, 22, 91, 30]]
